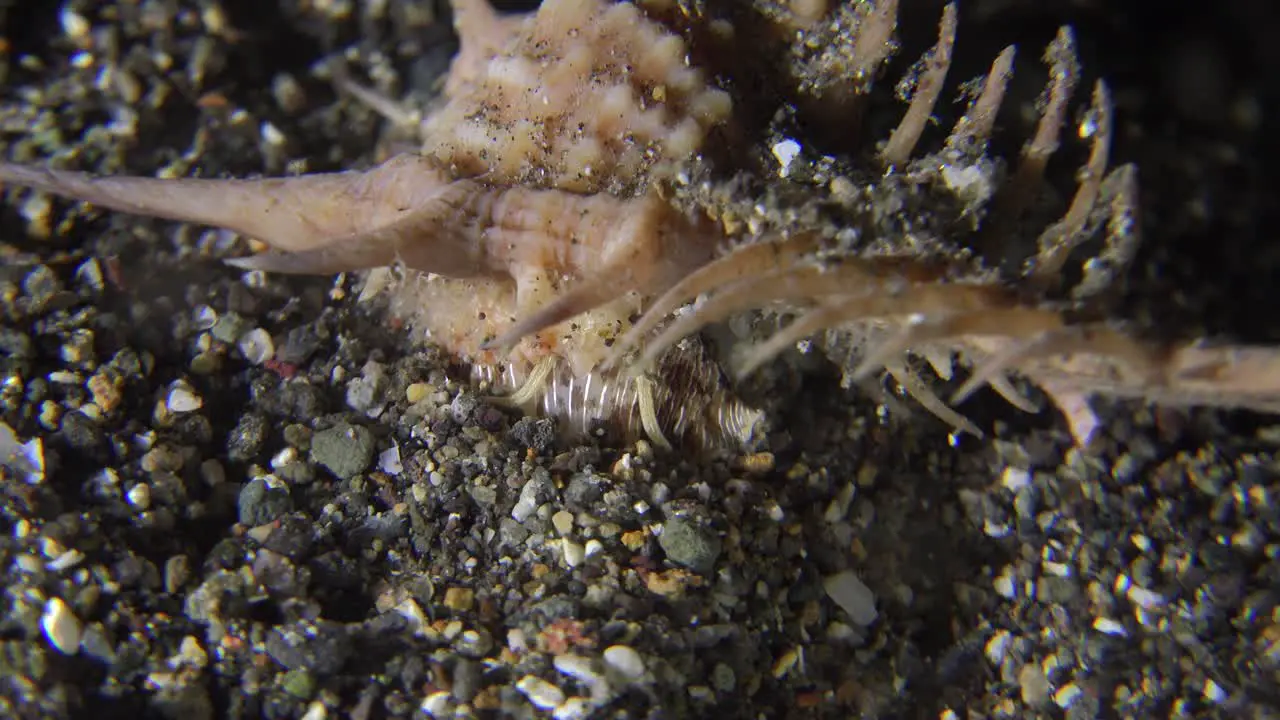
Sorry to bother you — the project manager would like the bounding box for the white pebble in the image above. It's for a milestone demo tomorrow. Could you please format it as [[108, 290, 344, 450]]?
[[127, 483, 152, 510], [516, 675, 565, 710], [770, 138, 801, 177], [507, 628, 529, 653], [60, 8, 91, 39], [1203, 678, 1228, 704], [174, 635, 209, 669], [984, 630, 1012, 665], [1127, 586, 1165, 610], [1042, 560, 1070, 577], [1053, 682, 1083, 709], [237, 328, 275, 365], [378, 445, 403, 475], [823, 570, 878, 626], [994, 567, 1017, 598], [394, 598, 428, 637], [420, 691, 453, 718], [271, 447, 299, 469], [1001, 466, 1031, 491], [192, 305, 218, 330], [41, 597, 82, 654], [166, 384, 203, 413], [603, 645, 645, 680], [45, 547, 85, 572], [553, 654, 603, 687], [74, 258, 105, 291], [1092, 617, 1127, 636], [552, 697, 592, 720], [561, 539, 585, 568], [261, 121, 286, 146]]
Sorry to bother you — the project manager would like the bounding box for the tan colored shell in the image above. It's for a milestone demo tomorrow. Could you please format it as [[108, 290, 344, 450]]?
[[424, 0, 732, 193]]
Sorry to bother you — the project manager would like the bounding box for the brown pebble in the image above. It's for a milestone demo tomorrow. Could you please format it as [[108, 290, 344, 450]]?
[[621, 530, 646, 551], [443, 586, 475, 612]]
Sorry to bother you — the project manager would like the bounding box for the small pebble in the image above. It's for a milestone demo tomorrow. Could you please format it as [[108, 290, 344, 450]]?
[[603, 645, 645, 680], [310, 422, 375, 480], [1092, 616, 1127, 636], [211, 313, 248, 344], [1019, 663, 1051, 707], [378, 444, 403, 475], [1203, 678, 1228, 704], [658, 515, 721, 573], [60, 8, 91, 41], [273, 73, 307, 114], [516, 675, 565, 710], [552, 510, 574, 535], [1053, 682, 1082, 709], [553, 697, 592, 720], [127, 483, 152, 510], [167, 383, 203, 413], [42, 597, 82, 654], [823, 570, 878, 626], [553, 654, 605, 689], [561, 539, 585, 568], [984, 630, 1012, 665], [238, 328, 275, 365], [444, 587, 474, 612], [420, 691, 453, 718]]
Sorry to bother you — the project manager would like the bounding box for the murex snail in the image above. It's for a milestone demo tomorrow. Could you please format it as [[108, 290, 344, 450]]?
[[4, 0, 1279, 451]]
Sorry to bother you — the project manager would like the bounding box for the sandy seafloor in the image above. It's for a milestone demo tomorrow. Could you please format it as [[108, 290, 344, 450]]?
[[1, 0, 1280, 718]]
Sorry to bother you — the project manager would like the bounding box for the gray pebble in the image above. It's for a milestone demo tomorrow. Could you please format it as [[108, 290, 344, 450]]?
[[452, 658, 481, 703], [59, 411, 103, 453], [659, 515, 722, 573], [310, 422, 375, 479], [238, 477, 293, 526], [450, 392, 479, 423], [23, 265, 62, 310], [0, 328, 34, 359], [276, 325, 322, 364], [265, 620, 352, 676], [565, 471, 606, 509], [499, 518, 531, 549], [150, 684, 214, 720], [512, 468, 555, 523], [209, 313, 248, 345], [509, 417, 556, 452], [711, 662, 736, 692], [227, 413, 268, 463], [346, 362, 387, 416]]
